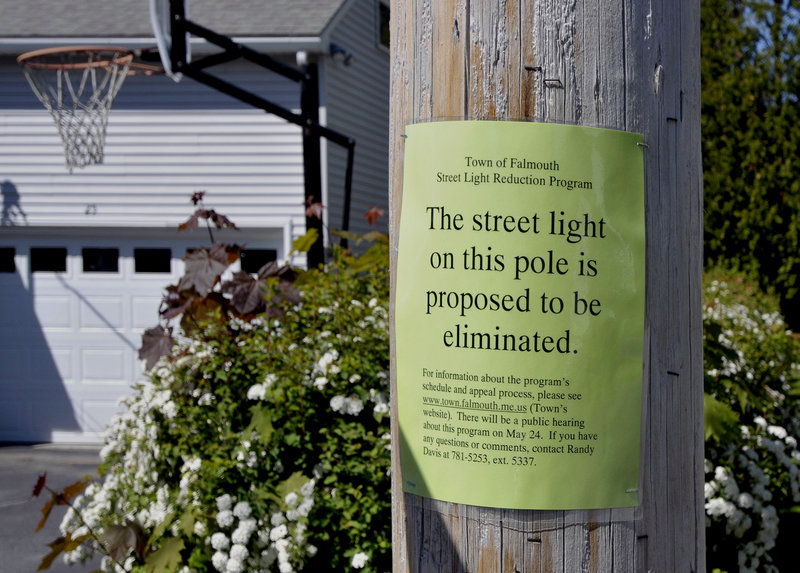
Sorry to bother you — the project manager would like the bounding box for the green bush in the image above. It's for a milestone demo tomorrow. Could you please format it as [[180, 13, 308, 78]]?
[[45, 223, 800, 573], [56, 232, 392, 572], [703, 268, 800, 573]]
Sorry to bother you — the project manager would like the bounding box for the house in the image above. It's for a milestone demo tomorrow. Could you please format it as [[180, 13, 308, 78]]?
[[0, 0, 390, 443]]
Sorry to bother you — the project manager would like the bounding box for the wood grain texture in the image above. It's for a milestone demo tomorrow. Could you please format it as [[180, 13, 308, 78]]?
[[389, 1, 704, 571]]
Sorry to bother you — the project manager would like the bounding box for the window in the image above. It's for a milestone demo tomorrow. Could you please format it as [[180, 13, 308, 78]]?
[[82, 248, 119, 272], [31, 247, 67, 272], [240, 249, 277, 274], [378, 1, 390, 49], [134, 248, 171, 273], [0, 247, 14, 272]]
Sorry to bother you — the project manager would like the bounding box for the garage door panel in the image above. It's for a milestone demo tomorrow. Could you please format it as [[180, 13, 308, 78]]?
[[34, 295, 73, 329], [32, 398, 81, 432], [0, 293, 32, 330], [79, 296, 126, 330], [81, 348, 128, 383], [132, 296, 163, 329], [0, 347, 27, 380], [31, 347, 73, 382], [0, 400, 27, 433], [81, 400, 126, 433]]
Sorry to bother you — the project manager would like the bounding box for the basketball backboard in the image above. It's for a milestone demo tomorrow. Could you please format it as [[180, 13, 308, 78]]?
[[149, 0, 190, 81]]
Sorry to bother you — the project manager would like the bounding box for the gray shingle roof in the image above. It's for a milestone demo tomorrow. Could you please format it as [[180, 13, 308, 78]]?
[[0, 0, 350, 38]]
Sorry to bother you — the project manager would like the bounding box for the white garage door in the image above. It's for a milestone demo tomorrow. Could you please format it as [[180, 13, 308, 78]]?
[[0, 229, 280, 443]]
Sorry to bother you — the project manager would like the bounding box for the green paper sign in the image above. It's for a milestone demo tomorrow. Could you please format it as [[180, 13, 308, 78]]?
[[395, 121, 645, 509]]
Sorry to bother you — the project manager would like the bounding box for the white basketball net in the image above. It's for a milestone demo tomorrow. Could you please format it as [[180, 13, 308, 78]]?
[[19, 48, 133, 173]]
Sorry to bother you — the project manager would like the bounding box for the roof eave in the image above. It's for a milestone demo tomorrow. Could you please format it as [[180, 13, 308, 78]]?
[[0, 36, 325, 56]]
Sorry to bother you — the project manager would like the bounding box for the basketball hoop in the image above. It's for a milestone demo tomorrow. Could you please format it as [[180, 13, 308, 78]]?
[[17, 46, 161, 172]]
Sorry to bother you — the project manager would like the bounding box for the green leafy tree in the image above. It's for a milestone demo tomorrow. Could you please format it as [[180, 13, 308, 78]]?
[[701, 0, 800, 323]]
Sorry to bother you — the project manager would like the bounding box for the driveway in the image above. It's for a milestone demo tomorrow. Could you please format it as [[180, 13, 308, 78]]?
[[0, 444, 103, 572]]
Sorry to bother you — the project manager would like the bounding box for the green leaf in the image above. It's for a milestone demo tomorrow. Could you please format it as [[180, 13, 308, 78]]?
[[146, 511, 176, 555], [276, 472, 309, 505], [245, 405, 274, 442], [291, 228, 319, 254], [348, 247, 387, 273], [703, 393, 740, 442], [331, 229, 388, 245], [786, 373, 800, 397], [145, 537, 185, 573], [178, 508, 199, 537]]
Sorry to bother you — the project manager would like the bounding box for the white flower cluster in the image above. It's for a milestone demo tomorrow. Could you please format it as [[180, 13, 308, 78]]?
[[308, 296, 391, 422], [370, 385, 390, 416], [330, 394, 364, 415], [704, 280, 797, 391], [247, 374, 278, 401], [351, 551, 369, 569], [211, 495, 261, 573], [57, 341, 225, 571], [705, 419, 800, 572], [209, 480, 316, 573], [311, 348, 340, 390], [311, 294, 394, 486], [60, 365, 191, 568]]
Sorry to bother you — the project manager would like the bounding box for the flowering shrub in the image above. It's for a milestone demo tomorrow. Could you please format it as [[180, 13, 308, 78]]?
[[45, 207, 800, 572], [703, 269, 800, 573], [55, 230, 392, 572]]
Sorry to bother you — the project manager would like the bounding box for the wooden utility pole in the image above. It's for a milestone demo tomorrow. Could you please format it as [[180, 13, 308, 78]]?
[[389, 1, 704, 571]]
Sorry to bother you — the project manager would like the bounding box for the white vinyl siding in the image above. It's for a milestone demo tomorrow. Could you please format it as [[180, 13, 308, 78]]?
[[0, 58, 307, 235]]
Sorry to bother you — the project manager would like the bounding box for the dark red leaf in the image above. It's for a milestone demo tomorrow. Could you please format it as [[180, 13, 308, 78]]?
[[276, 280, 301, 306], [222, 271, 266, 315], [306, 201, 324, 220], [190, 191, 206, 205], [178, 209, 208, 232], [213, 242, 242, 266], [159, 289, 194, 320], [139, 327, 175, 371], [208, 210, 239, 230], [177, 247, 229, 295], [365, 205, 385, 226], [32, 473, 47, 497], [261, 278, 301, 318], [180, 293, 226, 333], [179, 208, 239, 233], [257, 261, 296, 282], [257, 260, 280, 278], [103, 520, 148, 562], [304, 196, 323, 219]]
